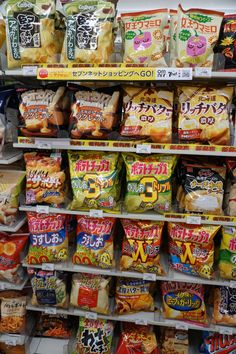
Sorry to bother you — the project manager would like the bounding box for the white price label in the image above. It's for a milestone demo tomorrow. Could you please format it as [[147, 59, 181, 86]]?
[[22, 65, 38, 76], [143, 273, 156, 281], [186, 216, 201, 225], [36, 205, 49, 214], [44, 307, 57, 315], [136, 144, 151, 154], [156, 68, 192, 80], [5, 339, 17, 346], [219, 327, 233, 335], [0, 283, 6, 290], [135, 319, 148, 326], [89, 210, 103, 218], [175, 323, 188, 331], [195, 67, 212, 77], [230, 281, 236, 288], [36, 142, 52, 150], [85, 312, 97, 320], [42, 263, 55, 271]]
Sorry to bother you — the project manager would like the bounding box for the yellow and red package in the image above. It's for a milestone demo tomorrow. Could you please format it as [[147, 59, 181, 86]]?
[[116, 323, 159, 354], [161, 281, 207, 325], [0, 233, 28, 283], [213, 286, 236, 325], [27, 212, 68, 264], [200, 332, 236, 354], [120, 219, 164, 274], [168, 223, 220, 279], [73, 216, 115, 269]]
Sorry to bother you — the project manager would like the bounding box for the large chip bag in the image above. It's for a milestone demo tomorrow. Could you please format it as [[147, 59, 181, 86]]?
[[68, 151, 121, 212], [162, 281, 207, 324], [169, 10, 178, 67], [27, 212, 68, 264], [120, 86, 173, 143], [120, 9, 168, 66], [175, 5, 224, 68], [122, 153, 177, 213], [219, 227, 236, 279], [226, 159, 236, 216], [161, 328, 189, 354], [35, 314, 72, 339], [168, 223, 220, 279], [178, 86, 233, 146], [73, 216, 115, 269], [199, 332, 236, 354], [213, 286, 236, 325], [120, 219, 164, 274]]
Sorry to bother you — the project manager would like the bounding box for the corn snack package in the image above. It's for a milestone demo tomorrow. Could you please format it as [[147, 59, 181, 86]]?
[[120, 219, 164, 274], [70, 273, 110, 315], [68, 151, 121, 212], [24, 152, 65, 206], [169, 10, 178, 67], [161, 281, 207, 324], [168, 223, 220, 279], [0, 291, 26, 334], [226, 159, 236, 216], [161, 328, 189, 354], [219, 227, 236, 279], [73, 216, 115, 269], [177, 86, 233, 145], [35, 313, 72, 339], [175, 5, 224, 68], [199, 332, 236, 354], [123, 153, 177, 213], [213, 286, 236, 325], [27, 212, 68, 264], [120, 9, 168, 66], [120, 86, 173, 143]]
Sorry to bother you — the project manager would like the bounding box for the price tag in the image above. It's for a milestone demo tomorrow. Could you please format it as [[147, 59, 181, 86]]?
[[195, 67, 212, 78], [22, 66, 38, 76], [85, 312, 97, 320], [156, 68, 192, 80], [186, 216, 201, 225], [36, 205, 49, 214], [143, 273, 156, 281], [136, 144, 151, 154], [36, 142, 52, 150], [5, 338, 17, 346], [0, 283, 6, 290], [230, 281, 236, 288], [89, 210, 103, 218], [175, 323, 188, 331], [44, 307, 57, 315], [42, 263, 55, 271], [135, 319, 148, 326], [219, 327, 233, 335]]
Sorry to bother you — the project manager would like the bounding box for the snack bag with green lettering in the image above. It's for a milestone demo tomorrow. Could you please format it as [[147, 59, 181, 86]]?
[[219, 227, 236, 279]]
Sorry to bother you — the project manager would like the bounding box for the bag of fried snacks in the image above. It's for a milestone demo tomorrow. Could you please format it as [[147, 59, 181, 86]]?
[[0, 291, 26, 334]]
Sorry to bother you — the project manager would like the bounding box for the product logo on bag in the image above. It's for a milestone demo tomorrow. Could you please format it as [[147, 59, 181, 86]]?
[[204, 333, 236, 354]]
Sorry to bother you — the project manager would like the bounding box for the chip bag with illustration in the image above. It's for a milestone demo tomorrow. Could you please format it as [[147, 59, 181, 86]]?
[[219, 227, 236, 279], [123, 153, 177, 213], [199, 332, 236, 354], [178, 86, 233, 145], [226, 159, 236, 216], [27, 212, 68, 264], [168, 222, 220, 279], [120, 86, 173, 143], [162, 281, 207, 324], [120, 9, 168, 66], [73, 216, 115, 269], [213, 286, 236, 325], [161, 328, 189, 354], [169, 10, 178, 67], [35, 313, 72, 339], [0, 291, 26, 334], [120, 219, 164, 274], [68, 151, 121, 212]]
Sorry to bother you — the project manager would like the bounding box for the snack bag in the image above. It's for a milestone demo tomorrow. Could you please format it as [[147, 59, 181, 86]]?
[[116, 323, 159, 354], [213, 286, 236, 325], [24, 152, 65, 206], [35, 314, 72, 338], [68, 151, 121, 212], [120, 9, 168, 66], [120, 219, 164, 274], [226, 159, 236, 216], [219, 227, 236, 279], [5, 0, 57, 69], [199, 332, 236, 354], [161, 281, 207, 324], [120, 86, 173, 143], [161, 328, 189, 354], [175, 5, 224, 68], [168, 223, 220, 279], [115, 278, 154, 314], [70, 273, 110, 315], [27, 212, 68, 264], [75, 317, 114, 354], [178, 86, 233, 145], [169, 10, 178, 67], [73, 216, 115, 269], [0, 291, 26, 334], [122, 153, 177, 213], [28, 269, 67, 308]]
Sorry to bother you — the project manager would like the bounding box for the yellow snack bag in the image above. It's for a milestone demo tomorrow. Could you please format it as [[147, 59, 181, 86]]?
[[219, 227, 236, 279]]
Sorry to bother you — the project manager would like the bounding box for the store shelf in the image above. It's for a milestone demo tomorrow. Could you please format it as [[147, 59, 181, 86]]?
[[0, 214, 26, 232], [0, 145, 22, 164], [0, 275, 28, 291], [0, 333, 29, 346]]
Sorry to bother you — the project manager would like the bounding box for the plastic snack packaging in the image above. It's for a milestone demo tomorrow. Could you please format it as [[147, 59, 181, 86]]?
[[213, 286, 236, 325], [120, 86, 173, 143], [161, 281, 207, 324], [115, 278, 154, 314], [116, 323, 159, 354], [161, 328, 189, 354], [74, 317, 114, 354], [122, 153, 177, 213], [24, 152, 65, 206], [5, 0, 57, 69], [34, 313, 72, 339], [225, 159, 236, 216], [168, 222, 220, 279], [68, 151, 122, 212], [175, 5, 224, 68], [177, 86, 233, 145], [169, 10, 178, 67], [0, 291, 26, 334], [120, 9, 168, 66], [27, 212, 68, 264], [28, 268, 67, 308], [199, 331, 236, 354], [70, 273, 110, 315], [73, 216, 115, 269], [219, 227, 236, 279], [120, 219, 164, 274]]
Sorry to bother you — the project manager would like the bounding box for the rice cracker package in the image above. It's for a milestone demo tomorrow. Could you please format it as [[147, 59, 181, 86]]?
[[122, 153, 177, 213], [219, 227, 236, 279], [175, 5, 224, 68], [162, 281, 207, 325], [120, 219, 164, 275], [68, 151, 121, 212], [178, 86, 233, 145], [120, 86, 173, 143], [213, 286, 236, 325], [168, 223, 220, 279], [199, 332, 236, 354], [120, 9, 168, 66]]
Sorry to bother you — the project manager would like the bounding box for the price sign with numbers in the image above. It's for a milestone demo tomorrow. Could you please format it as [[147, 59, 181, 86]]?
[[156, 68, 192, 80]]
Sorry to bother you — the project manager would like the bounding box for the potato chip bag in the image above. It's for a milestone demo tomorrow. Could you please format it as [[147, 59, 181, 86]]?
[[219, 227, 236, 279], [199, 332, 236, 354], [27, 212, 68, 264], [68, 151, 121, 212], [168, 223, 220, 279], [226, 160, 236, 216], [161, 328, 189, 354], [161, 281, 207, 324], [178, 86, 233, 145], [120, 9, 168, 66], [213, 286, 236, 325], [120, 219, 164, 274], [120, 86, 173, 143], [175, 5, 224, 68], [115, 278, 154, 315], [0, 291, 26, 334], [73, 216, 115, 269], [169, 10, 178, 67], [35, 313, 72, 339], [122, 153, 177, 213]]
